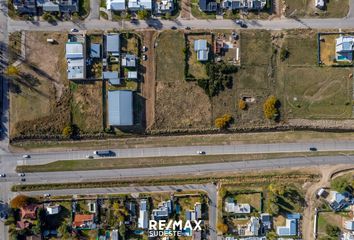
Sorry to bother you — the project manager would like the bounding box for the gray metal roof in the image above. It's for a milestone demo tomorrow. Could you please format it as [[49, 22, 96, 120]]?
[[106, 34, 120, 54], [90, 43, 101, 58], [108, 90, 133, 126]]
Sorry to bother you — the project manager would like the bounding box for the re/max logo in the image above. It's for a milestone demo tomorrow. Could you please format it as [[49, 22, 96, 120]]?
[[149, 220, 202, 231]]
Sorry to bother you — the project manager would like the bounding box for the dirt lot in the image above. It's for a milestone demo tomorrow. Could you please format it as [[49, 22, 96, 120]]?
[[154, 81, 212, 129], [284, 0, 349, 18], [320, 34, 337, 66], [71, 81, 103, 133], [10, 31, 70, 138], [155, 31, 185, 82]]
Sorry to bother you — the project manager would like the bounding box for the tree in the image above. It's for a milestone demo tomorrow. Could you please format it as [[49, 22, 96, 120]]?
[[217, 222, 228, 234], [215, 114, 233, 129], [238, 99, 247, 110], [58, 224, 70, 238], [5, 66, 19, 76], [325, 224, 340, 238], [266, 231, 277, 240], [42, 12, 55, 23], [269, 183, 286, 196], [119, 223, 126, 239], [62, 125, 73, 138], [331, 176, 351, 193], [137, 9, 149, 20], [263, 95, 279, 120], [280, 47, 290, 61], [10, 195, 36, 209]]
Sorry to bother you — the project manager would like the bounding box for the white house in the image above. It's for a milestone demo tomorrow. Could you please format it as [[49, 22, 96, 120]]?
[[128, 0, 152, 10], [107, 0, 126, 10], [315, 0, 325, 9], [194, 39, 209, 61], [138, 199, 148, 229], [46, 205, 60, 215], [344, 219, 354, 231], [224, 197, 251, 214]]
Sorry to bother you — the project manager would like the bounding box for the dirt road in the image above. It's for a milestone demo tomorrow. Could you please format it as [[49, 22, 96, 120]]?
[[140, 30, 157, 129]]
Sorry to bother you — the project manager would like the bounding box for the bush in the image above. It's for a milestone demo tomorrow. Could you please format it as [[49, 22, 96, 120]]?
[[331, 176, 351, 193], [5, 66, 19, 76], [263, 95, 280, 120], [217, 222, 228, 234], [215, 114, 233, 129], [238, 99, 247, 110], [10, 195, 36, 209], [325, 225, 340, 238], [280, 47, 290, 61], [62, 124, 80, 139], [137, 9, 149, 20]]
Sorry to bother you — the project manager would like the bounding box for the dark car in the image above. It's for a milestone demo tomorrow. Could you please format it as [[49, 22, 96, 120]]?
[[309, 147, 317, 151], [20, 178, 26, 182], [171, 26, 177, 30], [185, 26, 191, 30], [176, 189, 183, 192]]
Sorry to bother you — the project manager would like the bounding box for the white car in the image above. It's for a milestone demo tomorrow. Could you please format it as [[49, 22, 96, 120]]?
[[142, 46, 147, 52], [0, 174, 6, 177], [70, 28, 79, 32], [43, 193, 51, 197], [197, 151, 206, 155], [22, 155, 30, 158], [18, 173, 25, 177]]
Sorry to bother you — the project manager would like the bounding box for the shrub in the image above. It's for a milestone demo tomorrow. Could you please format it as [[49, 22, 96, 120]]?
[[325, 225, 340, 238], [217, 222, 228, 234], [280, 47, 290, 61], [215, 114, 233, 129], [331, 176, 351, 193], [5, 66, 19, 76], [238, 99, 247, 110], [137, 9, 149, 20], [263, 95, 280, 120], [10, 195, 36, 209]]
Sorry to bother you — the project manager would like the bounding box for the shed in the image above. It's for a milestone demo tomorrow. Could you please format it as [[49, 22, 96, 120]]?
[[127, 71, 138, 79], [108, 90, 133, 126], [103, 71, 120, 85]]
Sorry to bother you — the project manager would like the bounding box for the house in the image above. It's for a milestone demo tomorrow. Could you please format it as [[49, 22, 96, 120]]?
[[222, 0, 267, 11], [107, 90, 134, 126], [328, 190, 347, 210], [128, 0, 152, 10], [36, 0, 79, 13], [224, 197, 251, 214], [342, 232, 354, 240], [315, 0, 325, 9], [138, 199, 148, 229], [276, 218, 297, 236], [245, 217, 260, 236], [107, 0, 126, 10], [20, 204, 38, 220], [185, 209, 196, 221], [90, 43, 101, 58], [111, 229, 119, 240], [106, 33, 120, 56], [260, 213, 272, 231], [12, 0, 37, 14], [194, 39, 209, 62], [66, 42, 86, 80], [336, 36, 354, 62], [344, 219, 354, 231], [46, 205, 60, 215], [103, 71, 120, 85], [195, 202, 202, 220], [152, 200, 173, 220], [122, 54, 137, 67], [155, 0, 174, 14], [73, 214, 95, 228], [199, 0, 217, 12], [127, 71, 138, 79]]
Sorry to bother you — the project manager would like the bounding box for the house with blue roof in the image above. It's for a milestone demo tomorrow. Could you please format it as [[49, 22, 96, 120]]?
[[329, 190, 347, 211], [106, 0, 126, 11], [103, 71, 120, 85], [107, 90, 133, 126], [90, 43, 101, 58], [194, 39, 209, 62], [276, 218, 298, 236], [106, 33, 120, 56], [199, 0, 218, 12], [336, 35, 354, 62]]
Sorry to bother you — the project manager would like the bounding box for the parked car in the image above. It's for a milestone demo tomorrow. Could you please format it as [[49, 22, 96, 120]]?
[[70, 28, 79, 32], [142, 46, 147, 52], [171, 26, 177, 30], [0, 174, 6, 177], [197, 151, 206, 155], [18, 173, 25, 177], [142, 54, 147, 61], [22, 155, 30, 158], [20, 178, 26, 182]]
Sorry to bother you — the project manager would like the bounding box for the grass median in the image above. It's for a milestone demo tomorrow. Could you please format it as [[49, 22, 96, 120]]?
[[16, 151, 354, 173]]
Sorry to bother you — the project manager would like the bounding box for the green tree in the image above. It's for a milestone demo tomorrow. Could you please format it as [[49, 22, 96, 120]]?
[[137, 9, 149, 20], [331, 176, 351, 193], [325, 224, 340, 238], [266, 231, 277, 240], [58, 223, 70, 238]]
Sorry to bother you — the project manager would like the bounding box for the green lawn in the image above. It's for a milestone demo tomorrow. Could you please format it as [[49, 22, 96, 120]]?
[[240, 30, 272, 66], [156, 31, 185, 82], [235, 193, 262, 212]]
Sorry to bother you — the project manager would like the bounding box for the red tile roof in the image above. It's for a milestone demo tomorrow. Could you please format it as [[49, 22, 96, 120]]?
[[73, 214, 94, 227], [20, 204, 38, 220]]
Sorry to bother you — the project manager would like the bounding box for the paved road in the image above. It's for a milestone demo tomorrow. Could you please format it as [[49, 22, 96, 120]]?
[[3, 154, 354, 184]]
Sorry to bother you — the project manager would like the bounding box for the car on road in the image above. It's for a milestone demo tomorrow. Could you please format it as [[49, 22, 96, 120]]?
[[130, 19, 138, 24], [0, 174, 6, 177], [20, 178, 26, 182], [93, 150, 115, 157], [176, 189, 183, 192], [18, 173, 25, 177], [70, 28, 79, 32], [309, 147, 317, 151], [43, 193, 51, 197], [236, 20, 247, 28], [197, 151, 206, 155], [142, 54, 147, 61], [86, 155, 94, 159], [185, 26, 191, 30], [22, 155, 30, 158], [171, 26, 177, 30]]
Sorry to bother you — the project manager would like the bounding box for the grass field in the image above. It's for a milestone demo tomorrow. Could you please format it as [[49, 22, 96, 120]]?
[[240, 30, 272, 66], [186, 34, 211, 79], [283, 30, 318, 66], [235, 192, 262, 212], [156, 31, 185, 82], [284, 0, 349, 18], [10, 32, 70, 138], [317, 212, 349, 239], [283, 67, 352, 119], [320, 34, 337, 65], [71, 81, 103, 133], [16, 151, 354, 173]]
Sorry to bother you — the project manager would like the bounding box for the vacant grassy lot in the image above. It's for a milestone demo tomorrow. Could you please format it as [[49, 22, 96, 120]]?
[[320, 34, 337, 65], [283, 30, 318, 66], [283, 67, 352, 119], [240, 30, 272, 66], [317, 212, 349, 239], [154, 81, 212, 129], [121, 32, 140, 55], [235, 192, 262, 212], [156, 31, 185, 82], [71, 81, 103, 133], [10, 32, 70, 138], [284, 0, 349, 18]]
